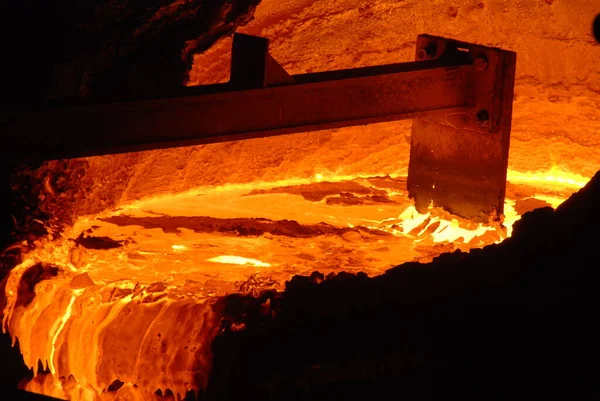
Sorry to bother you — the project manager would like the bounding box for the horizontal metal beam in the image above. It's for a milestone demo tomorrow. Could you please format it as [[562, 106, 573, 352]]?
[[0, 59, 473, 162]]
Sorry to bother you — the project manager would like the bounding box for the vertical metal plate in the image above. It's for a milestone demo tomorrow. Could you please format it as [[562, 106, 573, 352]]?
[[407, 35, 517, 222], [230, 33, 294, 89]]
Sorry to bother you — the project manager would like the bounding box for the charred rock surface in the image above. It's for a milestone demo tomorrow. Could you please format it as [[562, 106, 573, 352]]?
[[207, 171, 600, 400], [0, 309, 32, 393]]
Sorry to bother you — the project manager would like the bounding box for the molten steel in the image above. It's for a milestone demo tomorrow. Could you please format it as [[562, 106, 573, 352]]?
[[1, 168, 587, 400]]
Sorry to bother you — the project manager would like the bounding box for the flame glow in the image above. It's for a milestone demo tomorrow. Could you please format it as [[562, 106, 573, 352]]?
[[507, 167, 588, 189], [394, 206, 496, 243], [207, 255, 271, 267]]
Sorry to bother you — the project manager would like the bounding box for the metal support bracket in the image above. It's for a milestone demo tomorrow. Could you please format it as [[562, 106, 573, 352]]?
[[0, 33, 516, 222], [408, 35, 516, 221], [230, 33, 295, 89]]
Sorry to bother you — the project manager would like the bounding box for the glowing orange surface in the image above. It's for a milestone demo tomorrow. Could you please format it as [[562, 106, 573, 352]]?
[[1, 169, 587, 400]]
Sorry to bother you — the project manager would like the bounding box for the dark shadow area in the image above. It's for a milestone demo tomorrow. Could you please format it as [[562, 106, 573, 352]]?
[[0, 1, 76, 111], [0, 0, 261, 110], [0, 386, 62, 401], [0, 334, 32, 392]]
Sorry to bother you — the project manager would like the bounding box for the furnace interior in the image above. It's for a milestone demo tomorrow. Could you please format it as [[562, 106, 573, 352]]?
[[2, 1, 599, 400]]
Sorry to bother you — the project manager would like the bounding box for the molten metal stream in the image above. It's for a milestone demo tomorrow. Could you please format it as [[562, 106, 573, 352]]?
[[1, 168, 587, 401]]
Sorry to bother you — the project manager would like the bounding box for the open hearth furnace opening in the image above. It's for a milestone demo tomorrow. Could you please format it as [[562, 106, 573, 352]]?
[[1, 1, 599, 401]]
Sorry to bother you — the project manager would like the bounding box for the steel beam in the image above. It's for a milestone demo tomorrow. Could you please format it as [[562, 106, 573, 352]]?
[[1, 34, 474, 163]]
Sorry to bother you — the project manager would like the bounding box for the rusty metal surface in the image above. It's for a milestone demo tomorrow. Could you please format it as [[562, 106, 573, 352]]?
[[407, 35, 517, 222], [1, 49, 473, 162]]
